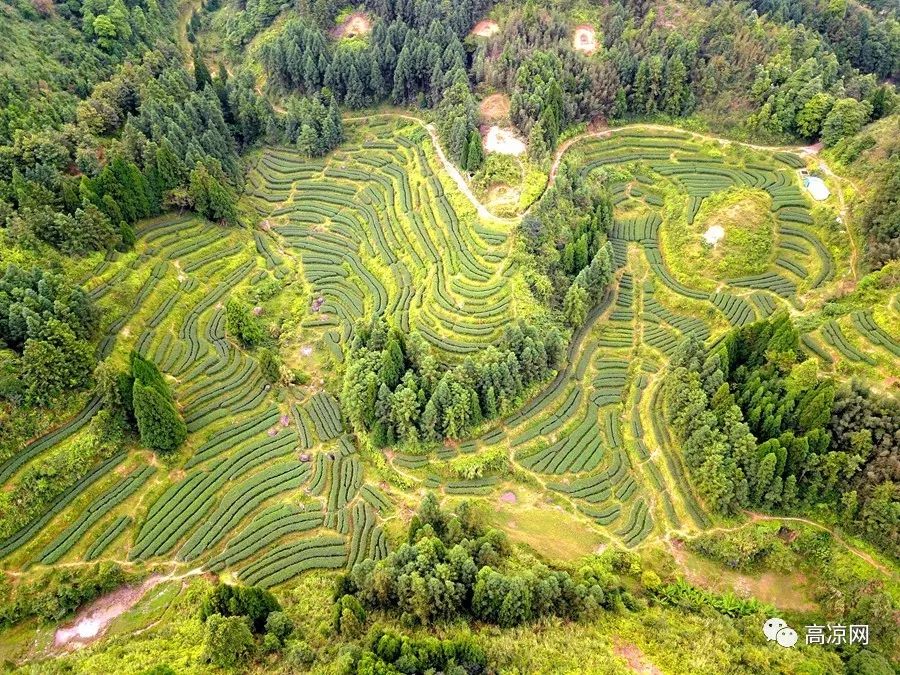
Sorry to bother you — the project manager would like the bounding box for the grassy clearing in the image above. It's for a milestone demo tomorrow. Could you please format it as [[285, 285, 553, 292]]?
[[664, 187, 775, 282]]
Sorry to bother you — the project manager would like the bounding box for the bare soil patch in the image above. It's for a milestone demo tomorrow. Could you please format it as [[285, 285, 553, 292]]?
[[614, 641, 663, 675], [573, 25, 597, 55], [332, 12, 371, 39], [471, 19, 499, 38], [479, 93, 510, 123], [483, 125, 526, 156], [54, 576, 166, 649], [485, 184, 521, 210]]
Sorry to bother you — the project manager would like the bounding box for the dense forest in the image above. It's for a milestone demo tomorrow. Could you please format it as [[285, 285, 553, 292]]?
[[664, 315, 898, 555]]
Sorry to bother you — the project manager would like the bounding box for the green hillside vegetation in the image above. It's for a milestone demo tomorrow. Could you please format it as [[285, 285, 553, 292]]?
[[0, 0, 897, 672]]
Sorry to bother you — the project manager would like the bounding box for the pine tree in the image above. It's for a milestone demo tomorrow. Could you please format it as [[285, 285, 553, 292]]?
[[465, 130, 484, 172], [527, 120, 548, 162], [133, 380, 187, 452], [193, 47, 213, 90]]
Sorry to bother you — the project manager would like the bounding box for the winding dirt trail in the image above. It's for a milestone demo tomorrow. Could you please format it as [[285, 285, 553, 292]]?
[[344, 113, 518, 224], [811, 151, 859, 280], [697, 512, 895, 579]]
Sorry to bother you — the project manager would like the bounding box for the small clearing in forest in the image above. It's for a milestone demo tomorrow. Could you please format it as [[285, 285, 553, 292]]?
[[483, 125, 526, 156], [471, 19, 499, 37], [573, 25, 597, 55]]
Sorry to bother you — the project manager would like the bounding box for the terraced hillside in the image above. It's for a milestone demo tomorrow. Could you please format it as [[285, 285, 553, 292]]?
[[365, 125, 896, 551], [1, 119, 894, 589], [244, 117, 521, 361], [0, 117, 527, 588], [0, 211, 393, 587]]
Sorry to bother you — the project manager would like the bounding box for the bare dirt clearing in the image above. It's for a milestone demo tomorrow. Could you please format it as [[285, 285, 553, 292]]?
[[333, 12, 371, 39], [471, 19, 499, 37], [573, 25, 598, 55], [54, 575, 166, 649], [479, 93, 510, 122], [483, 125, 526, 156]]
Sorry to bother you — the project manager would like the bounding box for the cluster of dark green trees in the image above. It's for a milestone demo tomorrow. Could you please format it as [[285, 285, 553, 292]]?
[[125, 353, 186, 452], [339, 628, 487, 675], [335, 494, 632, 630], [257, 6, 486, 170], [748, 0, 900, 80], [859, 146, 899, 268], [98, 352, 186, 453], [0, 266, 98, 406], [1, 52, 246, 261], [664, 314, 898, 556], [341, 319, 564, 445], [282, 94, 344, 158], [519, 164, 615, 325], [199, 583, 295, 668]]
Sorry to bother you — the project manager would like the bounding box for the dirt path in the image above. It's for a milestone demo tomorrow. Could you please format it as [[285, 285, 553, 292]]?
[[698, 512, 895, 579], [53, 567, 205, 649], [809, 152, 859, 280], [344, 113, 518, 225]]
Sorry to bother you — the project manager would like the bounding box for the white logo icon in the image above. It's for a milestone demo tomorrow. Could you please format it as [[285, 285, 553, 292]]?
[[764, 618, 798, 648]]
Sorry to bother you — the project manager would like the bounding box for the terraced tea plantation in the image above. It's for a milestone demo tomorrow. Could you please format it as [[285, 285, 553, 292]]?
[[372, 126, 894, 551], [1, 120, 893, 587], [244, 117, 519, 361]]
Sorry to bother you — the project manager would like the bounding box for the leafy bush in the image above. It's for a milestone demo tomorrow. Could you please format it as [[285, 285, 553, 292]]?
[[225, 298, 264, 347], [200, 583, 281, 633]]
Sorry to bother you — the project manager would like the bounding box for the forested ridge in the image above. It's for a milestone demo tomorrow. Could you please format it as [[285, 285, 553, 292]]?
[[0, 0, 897, 672]]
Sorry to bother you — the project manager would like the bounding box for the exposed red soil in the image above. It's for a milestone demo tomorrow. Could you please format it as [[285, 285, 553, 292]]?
[[471, 19, 499, 37], [332, 13, 371, 39], [479, 93, 510, 122]]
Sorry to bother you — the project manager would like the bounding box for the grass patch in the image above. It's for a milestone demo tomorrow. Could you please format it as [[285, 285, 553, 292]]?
[[663, 187, 776, 283]]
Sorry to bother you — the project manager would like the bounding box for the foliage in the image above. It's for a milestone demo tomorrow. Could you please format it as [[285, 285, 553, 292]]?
[[200, 583, 281, 633], [822, 98, 874, 147], [519, 163, 614, 311], [0, 562, 128, 626], [0, 265, 98, 352], [128, 351, 186, 453], [282, 94, 344, 158], [342, 627, 487, 674], [337, 494, 627, 628], [664, 314, 899, 555], [225, 298, 265, 348], [202, 614, 255, 669], [0, 412, 123, 541], [21, 318, 96, 406], [342, 319, 564, 444], [859, 145, 900, 268], [188, 160, 239, 225], [688, 524, 793, 572]]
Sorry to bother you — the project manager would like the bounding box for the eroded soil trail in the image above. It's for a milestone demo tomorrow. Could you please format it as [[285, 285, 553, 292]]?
[[53, 567, 205, 650]]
